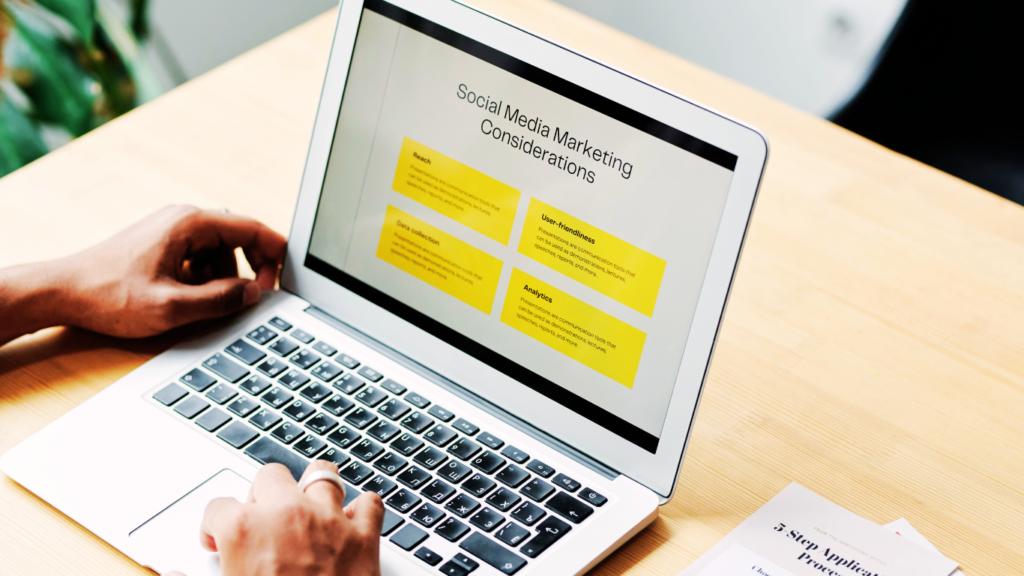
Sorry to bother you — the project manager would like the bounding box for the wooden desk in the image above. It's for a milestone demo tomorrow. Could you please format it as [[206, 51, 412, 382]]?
[[2, 1, 1022, 574]]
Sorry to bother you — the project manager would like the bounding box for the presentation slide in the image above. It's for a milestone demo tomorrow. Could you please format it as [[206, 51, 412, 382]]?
[[307, 0, 735, 448]]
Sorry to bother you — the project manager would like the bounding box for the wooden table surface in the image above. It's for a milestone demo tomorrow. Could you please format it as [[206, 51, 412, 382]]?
[[2, 1, 1023, 574]]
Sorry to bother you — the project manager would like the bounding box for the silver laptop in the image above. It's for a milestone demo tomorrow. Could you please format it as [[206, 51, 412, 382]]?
[[0, 0, 767, 574]]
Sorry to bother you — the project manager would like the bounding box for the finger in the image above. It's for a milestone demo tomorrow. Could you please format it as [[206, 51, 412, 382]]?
[[251, 462, 300, 503], [163, 277, 261, 326], [347, 490, 385, 539], [199, 497, 244, 553], [175, 210, 286, 290], [297, 460, 345, 510]]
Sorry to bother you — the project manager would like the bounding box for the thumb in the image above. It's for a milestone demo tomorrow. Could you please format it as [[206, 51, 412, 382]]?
[[166, 277, 261, 327]]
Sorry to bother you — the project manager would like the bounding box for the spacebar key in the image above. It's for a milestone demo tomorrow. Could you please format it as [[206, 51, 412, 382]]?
[[460, 533, 527, 575], [245, 437, 309, 480]]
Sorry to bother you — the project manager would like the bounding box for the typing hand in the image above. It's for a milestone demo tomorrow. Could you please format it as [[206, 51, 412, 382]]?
[[167, 460, 384, 576]]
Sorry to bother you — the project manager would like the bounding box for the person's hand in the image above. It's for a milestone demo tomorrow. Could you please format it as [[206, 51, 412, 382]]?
[[171, 460, 384, 576], [56, 205, 286, 338]]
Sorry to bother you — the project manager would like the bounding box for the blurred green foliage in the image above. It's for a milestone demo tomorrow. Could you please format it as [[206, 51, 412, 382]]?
[[0, 0, 161, 177]]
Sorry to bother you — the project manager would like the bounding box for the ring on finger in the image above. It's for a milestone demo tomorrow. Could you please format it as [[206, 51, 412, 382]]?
[[298, 471, 346, 495]]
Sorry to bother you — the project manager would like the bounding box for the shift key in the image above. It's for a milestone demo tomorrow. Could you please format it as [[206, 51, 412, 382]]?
[[460, 532, 527, 575]]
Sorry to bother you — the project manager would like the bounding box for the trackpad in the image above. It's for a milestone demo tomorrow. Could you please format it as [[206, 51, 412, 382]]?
[[130, 469, 251, 576]]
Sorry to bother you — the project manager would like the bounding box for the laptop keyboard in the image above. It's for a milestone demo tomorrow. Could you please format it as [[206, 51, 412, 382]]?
[[150, 316, 609, 575]]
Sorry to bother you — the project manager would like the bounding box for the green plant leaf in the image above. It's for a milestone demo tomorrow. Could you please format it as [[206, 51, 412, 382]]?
[[35, 0, 96, 45], [0, 95, 49, 178]]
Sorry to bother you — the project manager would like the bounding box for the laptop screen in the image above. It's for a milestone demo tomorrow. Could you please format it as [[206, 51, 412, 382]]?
[[306, 0, 736, 453]]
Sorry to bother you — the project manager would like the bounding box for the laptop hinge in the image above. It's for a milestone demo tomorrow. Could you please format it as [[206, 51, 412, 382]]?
[[305, 305, 620, 481]]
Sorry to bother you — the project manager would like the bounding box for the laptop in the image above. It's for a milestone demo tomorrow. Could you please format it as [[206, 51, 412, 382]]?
[[0, 0, 767, 574]]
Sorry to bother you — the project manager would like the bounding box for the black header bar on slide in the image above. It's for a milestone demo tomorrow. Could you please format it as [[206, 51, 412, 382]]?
[[362, 0, 738, 171]]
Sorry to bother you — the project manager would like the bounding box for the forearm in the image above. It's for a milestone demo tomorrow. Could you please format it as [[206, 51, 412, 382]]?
[[0, 260, 76, 347]]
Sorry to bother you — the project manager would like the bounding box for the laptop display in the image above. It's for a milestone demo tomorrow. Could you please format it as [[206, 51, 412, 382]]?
[[306, 0, 736, 453]]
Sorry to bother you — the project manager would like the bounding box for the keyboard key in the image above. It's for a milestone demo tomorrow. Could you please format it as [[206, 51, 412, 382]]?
[[249, 408, 282, 431], [424, 424, 458, 447], [386, 488, 422, 513], [520, 478, 555, 502], [401, 411, 434, 434], [261, 387, 294, 409], [428, 405, 455, 422], [422, 479, 456, 503], [153, 383, 188, 406], [317, 447, 350, 468], [269, 337, 300, 357], [279, 370, 310, 391], [495, 464, 530, 488], [500, 446, 529, 464], [291, 329, 315, 344], [378, 398, 411, 421], [478, 432, 504, 450], [374, 452, 408, 476], [545, 491, 594, 524], [257, 358, 287, 378], [227, 395, 260, 418], [397, 466, 431, 490], [381, 509, 404, 536], [357, 366, 384, 382], [553, 473, 580, 492], [579, 487, 608, 507], [268, 317, 292, 331], [225, 339, 265, 366], [293, 434, 327, 458], [311, 362, 342, 383], [244, 437, 308, 481], [486, 488, 522, 512], [217, 420, 259, 449], [525, 460, 554, 478], [271, 422, 303, 445], [389, 523, 427, 550], [413, 446, 449, 470], [352, 438, 385, 462], [439, 560, 472, 576], [379, 378, 407, 395], [322, 394, 355, 417], [364, 475, 397, 498], [510, 501, 546, 526], [461, 532, 527, 574], [326, 426, 361, 449], [344, 407, 377, 429], [337, 354, 360, 369], [340, 460, 374, 484], [391, 432, 424, 456], [411, 502, 446, 528], [174, 396, 210, 419], [495, 521, 530, 548], [312, 341, 337, 356], [196, 408, 231, 432], [283, 399, 316, 422], [246, 325, 277, 345], [180, 368, 216, 392], [439, 460, 472, 484], [334, 373, 365, 395], [471, 451, 506, 474], [300, 382, 331, 404], [453, 418, 479, 436], [462, 474, 496, 498], [446, 493, 480, 518], [448, 438, 481, 461], [203, 354, 249, 383], [520, 516, 571, 558], [239, 374, 273, 396], [405, 392, 430, 409], [355, 386, 388, 408], [434, 518, 470, 542], [305, 413, 338, 436], [415, 546, 443, 566], [368, 420, 401, 443], [290, 349, 321, 370]]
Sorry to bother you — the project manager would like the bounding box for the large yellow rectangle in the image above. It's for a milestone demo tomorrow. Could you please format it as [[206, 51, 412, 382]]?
[[392, 137, 521, 245], [376, 205, 503, 314], [500, 268, 646, 388], [517, 199, 667, 317]]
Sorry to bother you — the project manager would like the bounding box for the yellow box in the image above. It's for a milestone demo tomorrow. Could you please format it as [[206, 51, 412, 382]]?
[[500, 268, 647, 388], [376, 205, 504, 314], [392, 137, 521, 245], [517, 199, 666, 317]]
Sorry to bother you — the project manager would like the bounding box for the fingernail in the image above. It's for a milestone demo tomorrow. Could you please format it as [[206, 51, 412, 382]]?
[[243, 282, 261, 306]]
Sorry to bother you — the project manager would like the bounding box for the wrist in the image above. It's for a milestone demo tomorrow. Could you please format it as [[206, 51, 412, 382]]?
[[0, 259, 81, 344]]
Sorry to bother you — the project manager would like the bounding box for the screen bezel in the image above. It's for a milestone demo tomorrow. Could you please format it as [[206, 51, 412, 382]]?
[[282, 0, 767, 499]]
